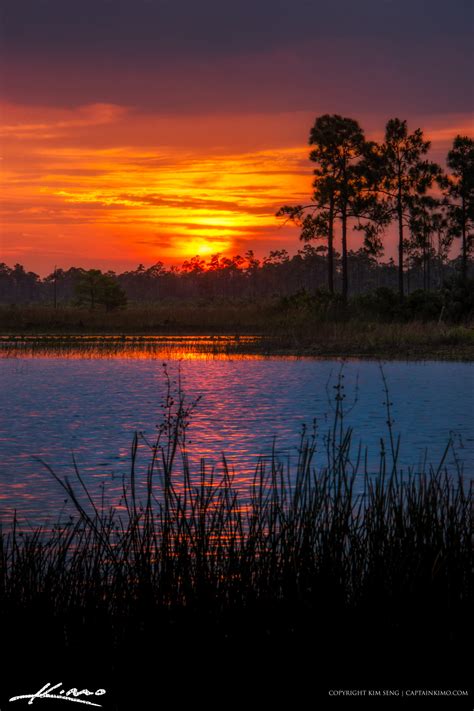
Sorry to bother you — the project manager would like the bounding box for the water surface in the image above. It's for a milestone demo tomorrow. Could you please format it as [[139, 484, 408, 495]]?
[[0, 350, 472, 524]]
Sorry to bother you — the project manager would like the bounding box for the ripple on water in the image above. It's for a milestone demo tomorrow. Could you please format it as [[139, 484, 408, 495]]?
[[0, 356, 472, 524]]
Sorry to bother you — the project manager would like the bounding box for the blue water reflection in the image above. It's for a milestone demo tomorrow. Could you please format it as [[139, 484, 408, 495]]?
[[0, 356, 472, 524]]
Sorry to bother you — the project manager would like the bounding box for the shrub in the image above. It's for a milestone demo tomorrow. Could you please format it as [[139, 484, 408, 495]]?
[[442, 276, 474, 322], [402, 289, 444, 322]]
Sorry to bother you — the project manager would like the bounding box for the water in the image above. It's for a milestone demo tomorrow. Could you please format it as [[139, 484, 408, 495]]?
[[0, 351, 472, 524]]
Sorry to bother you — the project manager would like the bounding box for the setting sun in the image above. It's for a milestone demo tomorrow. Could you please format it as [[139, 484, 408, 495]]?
[[178, 237, 233, 258]]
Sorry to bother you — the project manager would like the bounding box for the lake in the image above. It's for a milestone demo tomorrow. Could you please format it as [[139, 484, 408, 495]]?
[[0, 345, 472, 524]]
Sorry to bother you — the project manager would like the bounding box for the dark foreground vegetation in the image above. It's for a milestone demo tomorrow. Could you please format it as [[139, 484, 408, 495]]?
[[1, 384, 472, 707]]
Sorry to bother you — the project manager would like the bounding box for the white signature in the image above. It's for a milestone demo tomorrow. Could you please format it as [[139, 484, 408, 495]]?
[[9, 682, 106, 706]]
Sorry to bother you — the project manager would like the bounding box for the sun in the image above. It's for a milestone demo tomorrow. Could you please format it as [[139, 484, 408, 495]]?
[[179, 237, 233, 258]]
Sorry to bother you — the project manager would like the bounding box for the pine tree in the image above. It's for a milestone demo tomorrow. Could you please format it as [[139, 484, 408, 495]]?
[[375, 119, 442, 300], [445, 136, 474, 280]]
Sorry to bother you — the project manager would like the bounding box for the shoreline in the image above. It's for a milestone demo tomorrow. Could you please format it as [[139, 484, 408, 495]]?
[[1, 331, 473, 361]]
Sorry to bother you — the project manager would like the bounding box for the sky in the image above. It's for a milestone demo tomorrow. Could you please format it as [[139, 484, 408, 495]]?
[[1, 0, 473, 275]]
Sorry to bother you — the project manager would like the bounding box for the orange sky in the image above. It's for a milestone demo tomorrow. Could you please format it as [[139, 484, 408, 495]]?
[[1, 101, 472, 275]]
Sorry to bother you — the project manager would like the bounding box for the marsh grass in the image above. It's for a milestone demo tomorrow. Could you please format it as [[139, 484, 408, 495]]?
[[0, 334, 270, 359], [1, 323, 474, 360], [0, 302, 272, 334], [1, 302, 474, 359]]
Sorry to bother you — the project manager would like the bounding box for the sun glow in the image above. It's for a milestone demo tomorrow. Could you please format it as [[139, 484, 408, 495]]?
[[179, 238, 233, 258]]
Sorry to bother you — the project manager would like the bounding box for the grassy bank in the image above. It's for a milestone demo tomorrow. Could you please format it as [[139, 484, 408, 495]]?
[[1, 388, 472, 706], [1, 303, 473, 359]]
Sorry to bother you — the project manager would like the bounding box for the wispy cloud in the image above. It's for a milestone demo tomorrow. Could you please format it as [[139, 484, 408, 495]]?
[[0, 103, 127, 140]]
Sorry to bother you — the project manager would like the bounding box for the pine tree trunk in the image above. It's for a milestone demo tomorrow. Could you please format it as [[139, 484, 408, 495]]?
[[341, 208, 348, 302], [461, 195, 467, 281], [423, 239, 427, 291], [327, 200, 334, 294], [426, 232, 431, 291], [397, 186, 404, 300]]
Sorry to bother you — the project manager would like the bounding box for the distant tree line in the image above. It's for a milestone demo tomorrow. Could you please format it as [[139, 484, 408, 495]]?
[[0, 247, 471, 309]]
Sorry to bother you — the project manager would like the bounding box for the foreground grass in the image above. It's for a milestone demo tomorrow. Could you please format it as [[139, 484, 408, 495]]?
[[1, 303, 473, 358], [0, 384, 472, 704]]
